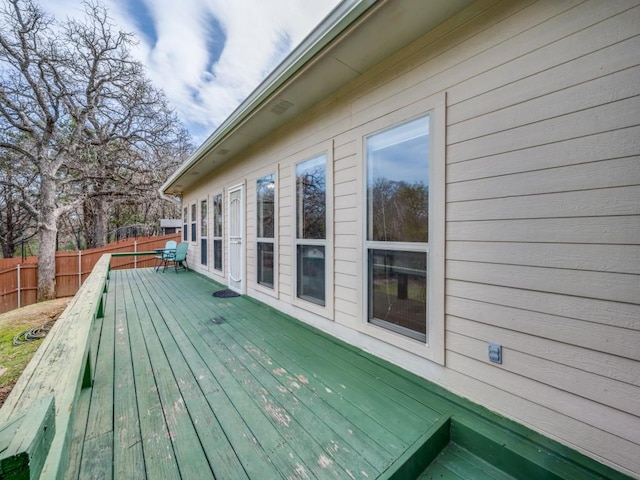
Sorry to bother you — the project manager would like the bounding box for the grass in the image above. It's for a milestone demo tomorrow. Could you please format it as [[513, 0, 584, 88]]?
[[0, 298, 70, 407]]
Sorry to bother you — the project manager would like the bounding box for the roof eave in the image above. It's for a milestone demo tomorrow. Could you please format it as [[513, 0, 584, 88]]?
[[161, 0, 378, 195]]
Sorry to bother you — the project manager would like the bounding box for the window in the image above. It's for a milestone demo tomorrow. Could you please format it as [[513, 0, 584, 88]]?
[[200, 199, 208, 266], [190, 203, 197, 242], [257, 174, 275, 288], [182, 207, 188, 241], [366, 115, 430, 342], [296, 155, 326, 305], [213, 193, 223, 271]]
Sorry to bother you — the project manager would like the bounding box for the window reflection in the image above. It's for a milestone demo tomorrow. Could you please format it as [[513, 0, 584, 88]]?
[[296, 154, 327, 306], [296, 155, 326, 240], [257, 174, 275, 239], [368, 250, 427, 339], [366, 115, 430, 341], [367, 115, 429, 243], [297, 245, 325, 306]]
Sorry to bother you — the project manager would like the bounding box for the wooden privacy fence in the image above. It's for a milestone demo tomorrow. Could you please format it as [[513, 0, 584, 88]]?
[[0, 233, 180, 314]]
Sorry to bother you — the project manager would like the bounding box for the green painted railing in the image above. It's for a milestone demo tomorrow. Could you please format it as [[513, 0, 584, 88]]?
[[0, 254, 111, 479]]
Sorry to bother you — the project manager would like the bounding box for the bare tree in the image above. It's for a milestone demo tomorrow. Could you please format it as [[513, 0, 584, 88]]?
[[0, 0, 190, 299], [61, 2, 189, 247], [0, 147, 36, 257]]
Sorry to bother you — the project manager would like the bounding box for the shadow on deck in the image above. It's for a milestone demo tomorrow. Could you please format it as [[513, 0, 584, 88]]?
[[59, 268, 628, 480]]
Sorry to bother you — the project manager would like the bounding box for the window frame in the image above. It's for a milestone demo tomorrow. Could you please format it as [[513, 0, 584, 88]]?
[[359, 93, 445, 365], [212, 192, 224, 274], [291, 143, 333, 319], [200, 197, 208, 268], [256, 173, 276, 290], [182, 206, 188, 242], [190, 203, 197, 243]]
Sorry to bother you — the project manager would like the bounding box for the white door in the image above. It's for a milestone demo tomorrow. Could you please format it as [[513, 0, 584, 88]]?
[[228, 185, 244, 293]]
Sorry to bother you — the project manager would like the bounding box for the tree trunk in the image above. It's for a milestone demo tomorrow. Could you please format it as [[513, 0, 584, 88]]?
[[84, 196, 108, 248], [37, 174, 58, 301], [93, 196, 108, 248], [1, 242, 14, 259]]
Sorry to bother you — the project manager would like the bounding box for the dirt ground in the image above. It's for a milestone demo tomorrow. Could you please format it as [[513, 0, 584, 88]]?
[[0, 298, 71, 407]]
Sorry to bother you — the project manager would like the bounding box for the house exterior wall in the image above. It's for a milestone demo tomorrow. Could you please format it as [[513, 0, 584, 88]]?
[[180, 0, 640, 476]]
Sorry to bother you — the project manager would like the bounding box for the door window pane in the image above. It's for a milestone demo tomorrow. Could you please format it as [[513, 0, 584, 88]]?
[[297, 245, 325, 306]]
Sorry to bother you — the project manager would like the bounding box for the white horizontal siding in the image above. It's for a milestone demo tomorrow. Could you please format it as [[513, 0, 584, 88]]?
[[449, 156, 640, 201], [447, 216, 640, 244], [436, 0, 640, 474], [447, 316, 640, 387], [447, 241, 640, 275]]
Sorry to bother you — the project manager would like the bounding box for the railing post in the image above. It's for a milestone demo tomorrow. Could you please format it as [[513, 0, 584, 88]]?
[[17, 264, 21, 309], [134, 240, 138, 269], [78, 250, 82, 289]]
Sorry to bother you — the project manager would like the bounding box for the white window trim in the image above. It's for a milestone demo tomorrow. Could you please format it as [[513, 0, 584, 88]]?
[[212, 191, 224, 277], [182, 206, 188, 242], [255, 170, 278, 297], [291, 141, 334, 320], [190, 202, 197, 244], [358, 92, 445, 365], [199, 197, 209, 270]]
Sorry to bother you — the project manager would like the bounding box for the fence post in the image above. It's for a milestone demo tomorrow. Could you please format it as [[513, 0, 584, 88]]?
[[17, 264, 21, 309], [78, 250, 82, 289], [134, 240, 138, 269]]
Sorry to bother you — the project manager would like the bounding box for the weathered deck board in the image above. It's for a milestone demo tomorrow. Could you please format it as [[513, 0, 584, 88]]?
[[123, 269, 184, 480], [112, 268, 145, 480], [66, 268, 444, 479], [128, 269, 251, 480], [141, 270, 350, 478], [64, 268, 630, 480], [144, 272, 407, 472]]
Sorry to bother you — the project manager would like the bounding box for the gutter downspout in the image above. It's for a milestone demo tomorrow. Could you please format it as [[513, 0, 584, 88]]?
[[159, 190, 181, 205]]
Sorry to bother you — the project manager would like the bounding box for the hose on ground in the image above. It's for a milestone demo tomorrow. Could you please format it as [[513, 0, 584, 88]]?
[[13, 319, 56, 346]]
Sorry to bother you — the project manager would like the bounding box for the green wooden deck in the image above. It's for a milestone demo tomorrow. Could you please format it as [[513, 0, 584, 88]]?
[[63, 268, 631, 480]]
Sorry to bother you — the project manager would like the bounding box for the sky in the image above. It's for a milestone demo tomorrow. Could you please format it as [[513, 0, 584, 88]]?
[[44, 0, 342, 144]]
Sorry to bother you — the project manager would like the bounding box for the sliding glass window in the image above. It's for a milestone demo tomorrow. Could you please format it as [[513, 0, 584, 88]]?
[[257, 174, 275, 288], [296, 155, 326, 306], [366, 115, 430, 341]]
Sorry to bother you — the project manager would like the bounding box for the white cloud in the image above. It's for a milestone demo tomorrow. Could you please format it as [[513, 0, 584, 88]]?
[[43, 0, 340, 143]]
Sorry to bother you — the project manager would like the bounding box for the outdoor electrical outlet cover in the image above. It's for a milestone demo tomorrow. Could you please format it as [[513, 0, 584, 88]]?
[[489, 343, 502, 364]]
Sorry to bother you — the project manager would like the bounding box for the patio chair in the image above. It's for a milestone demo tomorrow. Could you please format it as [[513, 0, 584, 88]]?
[[155, 240, 177, 272], [165, 242, 189, 273]]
